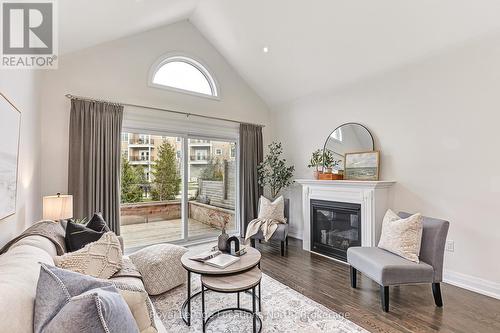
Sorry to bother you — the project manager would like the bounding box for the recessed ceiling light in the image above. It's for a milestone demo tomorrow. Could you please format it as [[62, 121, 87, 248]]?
[[263, 47, 269, 53]]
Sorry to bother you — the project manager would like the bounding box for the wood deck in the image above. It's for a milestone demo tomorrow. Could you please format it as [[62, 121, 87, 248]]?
[[120, 218, 235, 249]]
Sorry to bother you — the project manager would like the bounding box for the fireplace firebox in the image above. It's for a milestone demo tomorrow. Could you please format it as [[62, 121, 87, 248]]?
[[310, 199, 361, 262]]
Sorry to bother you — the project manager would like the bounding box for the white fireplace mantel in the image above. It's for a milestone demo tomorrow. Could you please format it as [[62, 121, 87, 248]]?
[[296, 179, 396, 255]]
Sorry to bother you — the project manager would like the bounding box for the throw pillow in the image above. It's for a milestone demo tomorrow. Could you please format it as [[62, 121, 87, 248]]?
[[65, 213, 111, 252], [34, 264, 138, 333], [378, 209, 423, 263], [111, 281, 157, 333], [65, 221, 105, 252], [258, 196, 286, 223], [86, 213, 110, 232], [129, 244, 188, 296], [54, 232, 123, 279]]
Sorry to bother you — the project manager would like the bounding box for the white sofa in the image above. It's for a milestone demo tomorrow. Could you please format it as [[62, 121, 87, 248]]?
[[0, 235, 168, 333]]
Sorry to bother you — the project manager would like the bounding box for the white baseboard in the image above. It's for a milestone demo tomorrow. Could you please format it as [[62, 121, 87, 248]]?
[[443, 270, 500, 300], [288, 231, 303, 240]]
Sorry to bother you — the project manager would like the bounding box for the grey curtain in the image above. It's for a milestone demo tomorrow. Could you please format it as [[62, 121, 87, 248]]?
[[68, 99, 123, 234], [239, 124, 263, 237]]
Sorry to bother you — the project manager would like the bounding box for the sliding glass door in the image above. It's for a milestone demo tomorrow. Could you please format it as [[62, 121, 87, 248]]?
[[119, 132, 184, 248], [119, 131, 238, 250], [187, 137, 238, 241]]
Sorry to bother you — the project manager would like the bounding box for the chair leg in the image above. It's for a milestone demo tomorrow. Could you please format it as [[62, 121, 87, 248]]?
[[380, 286, 389, 312], [350, 266, 357, 288], [280, 241, 285, 256], [250, 238, 256, 248], [285, 236, 289, 247], [258, 239, 262, 244], [432, 283, 443, 307]]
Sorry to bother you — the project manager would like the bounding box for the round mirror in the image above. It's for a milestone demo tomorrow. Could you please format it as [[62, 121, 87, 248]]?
[[323, 123, 374, 170]]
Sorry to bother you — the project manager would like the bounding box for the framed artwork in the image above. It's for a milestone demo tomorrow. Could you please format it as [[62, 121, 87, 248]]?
[[0, 93, 21, 220], [344, 151, 380, 181]]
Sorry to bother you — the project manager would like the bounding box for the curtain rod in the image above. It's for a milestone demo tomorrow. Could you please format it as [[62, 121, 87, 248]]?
[[64, 94, 265, 128]]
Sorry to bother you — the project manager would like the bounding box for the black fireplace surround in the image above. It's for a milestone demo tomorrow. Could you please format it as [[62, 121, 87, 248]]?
[[310, 199, 361, 261]]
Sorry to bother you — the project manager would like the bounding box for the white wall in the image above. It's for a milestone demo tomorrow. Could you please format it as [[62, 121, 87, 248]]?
[[39, 20, 270, 196], [271, 32, 500, 296], [0, 71, 42, 247]]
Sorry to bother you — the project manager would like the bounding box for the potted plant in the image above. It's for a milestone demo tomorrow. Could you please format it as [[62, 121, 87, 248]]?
[[257, 142, 295, 199], [322, 149, 337, 173], [319, 150, 343, 180], [308, 149, 323, 179], [323, 149, 344, 180]]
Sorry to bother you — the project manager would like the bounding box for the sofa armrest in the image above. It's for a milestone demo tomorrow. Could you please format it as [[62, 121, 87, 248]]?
[[117, 235, 124, 252]]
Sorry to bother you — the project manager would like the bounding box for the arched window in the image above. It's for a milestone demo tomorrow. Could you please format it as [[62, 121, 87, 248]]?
[[149, 55, 218, 98]]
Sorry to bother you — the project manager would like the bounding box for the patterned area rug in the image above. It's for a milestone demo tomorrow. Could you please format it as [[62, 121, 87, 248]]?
[[151, 272, 368, 333]]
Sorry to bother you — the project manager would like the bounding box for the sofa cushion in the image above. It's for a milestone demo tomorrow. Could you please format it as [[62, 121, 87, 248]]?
[[9, 235, 58, 257], [0, 243, 54, 333], [111, 281, 158, 333], [86, 213, 110, 233], [129, 244, 188, 295], [378, 209, 423, 263], [34, 264, 138, 333], [65, 220, 106, 252], [347, 247, 434, 286], [258, 196, 286, 223], [54, 232, 123, 279]]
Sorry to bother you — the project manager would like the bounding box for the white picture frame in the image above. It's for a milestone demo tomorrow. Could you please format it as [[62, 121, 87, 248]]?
[[0, 92, 21, 220]]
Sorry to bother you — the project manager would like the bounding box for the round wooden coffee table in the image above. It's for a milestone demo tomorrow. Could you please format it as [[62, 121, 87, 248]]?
[[201, 267, 262, 333], [180, 247, 262, 327]]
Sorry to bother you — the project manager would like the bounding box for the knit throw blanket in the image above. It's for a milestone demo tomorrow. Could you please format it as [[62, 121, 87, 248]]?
[[112, 257, 142, 279], [244, 218, 286, 243], [0, 220, 67, 255]]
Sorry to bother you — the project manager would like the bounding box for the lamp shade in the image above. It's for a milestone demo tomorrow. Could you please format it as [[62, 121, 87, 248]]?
[[43, 194, 73, 220]]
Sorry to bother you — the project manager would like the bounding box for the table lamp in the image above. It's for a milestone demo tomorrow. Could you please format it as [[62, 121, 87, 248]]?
[[43, 193, 73, 220]]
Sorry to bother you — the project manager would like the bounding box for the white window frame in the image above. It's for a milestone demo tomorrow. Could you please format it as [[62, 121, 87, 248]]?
[[148, 52, 220, 100], [139, 150, 150, 161]]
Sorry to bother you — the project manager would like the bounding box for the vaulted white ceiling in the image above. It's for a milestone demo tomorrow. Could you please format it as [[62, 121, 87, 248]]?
[[59, 0, 199, 55], [60, 0, 500, 107]]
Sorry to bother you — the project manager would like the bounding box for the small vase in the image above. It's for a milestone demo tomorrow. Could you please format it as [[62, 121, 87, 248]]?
[[218, 228, 229, 252]]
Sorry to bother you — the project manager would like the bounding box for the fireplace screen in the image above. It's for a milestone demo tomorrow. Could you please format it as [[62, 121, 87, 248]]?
[[310, 200, 361, 261]]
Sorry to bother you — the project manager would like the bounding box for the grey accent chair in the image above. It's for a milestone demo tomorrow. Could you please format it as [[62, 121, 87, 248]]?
[[347, 212, 449, 312], [250, 197, 290, 256]]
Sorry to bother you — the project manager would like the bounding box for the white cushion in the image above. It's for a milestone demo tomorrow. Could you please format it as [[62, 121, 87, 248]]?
[[129, 244, 188, 296], [0, 243, 54, 333], [111, 281, 158, 333], [258, 196, 286, 223], [54, 232, 123, 279], [378, 209, 423, 263]]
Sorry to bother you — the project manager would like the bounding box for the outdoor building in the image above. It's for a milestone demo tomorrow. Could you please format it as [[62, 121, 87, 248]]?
[[120, 132, 237, 249]]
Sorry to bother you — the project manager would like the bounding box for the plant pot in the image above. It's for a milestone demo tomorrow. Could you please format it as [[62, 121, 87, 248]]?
[[331, 173, 343, 180], [318, 172, 333, 180], [313, 170, 320, 180]]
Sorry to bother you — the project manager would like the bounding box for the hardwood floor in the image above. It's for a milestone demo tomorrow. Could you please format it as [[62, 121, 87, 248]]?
[[256, 237, 500, 333]]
